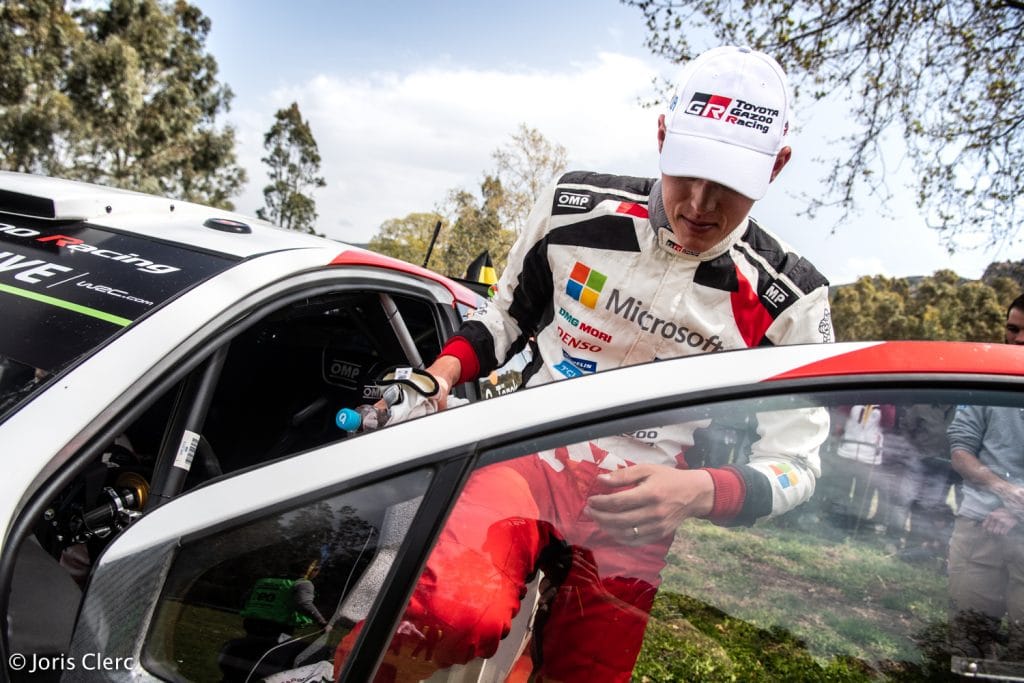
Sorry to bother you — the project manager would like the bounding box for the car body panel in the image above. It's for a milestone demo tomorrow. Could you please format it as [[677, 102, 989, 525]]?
[[95, 340, 1020, 564]]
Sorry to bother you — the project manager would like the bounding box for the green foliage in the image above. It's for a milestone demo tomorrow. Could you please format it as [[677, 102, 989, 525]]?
[[0, 0, 244, 208], [256, 101, 326, 234], [369, 178, 517, 280], [367, 212, 444, 267], [831, 269, 1010, 341], [622, 0, 1024, 251], [437, 176, 516, 278]]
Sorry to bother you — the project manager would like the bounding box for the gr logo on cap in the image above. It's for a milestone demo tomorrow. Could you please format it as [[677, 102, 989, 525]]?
[[660, 45, 792, 201]]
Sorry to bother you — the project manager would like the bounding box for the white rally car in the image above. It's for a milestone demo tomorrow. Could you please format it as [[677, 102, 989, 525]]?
[[2, 171, 1024, 682]]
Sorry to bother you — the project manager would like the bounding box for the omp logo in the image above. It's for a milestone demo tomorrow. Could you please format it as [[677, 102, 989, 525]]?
[[558, 307, 613, 343], [763, 283, 790, 308], [604, 289, 725, 352], [324, 357, 361, 388], [685, 92, 779, 135], [556, 191, 591, 210], [566, 262, 606, 309]]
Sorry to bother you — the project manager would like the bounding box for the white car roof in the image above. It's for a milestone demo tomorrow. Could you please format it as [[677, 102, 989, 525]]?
[[0, 171, 338, 258]]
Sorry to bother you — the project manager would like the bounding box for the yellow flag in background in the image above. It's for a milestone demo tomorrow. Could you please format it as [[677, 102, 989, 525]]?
[[465, 251, 497, 288]]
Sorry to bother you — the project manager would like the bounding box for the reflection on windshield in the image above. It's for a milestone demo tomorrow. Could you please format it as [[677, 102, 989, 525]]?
[[0, 355, 50, 419], [364, 390, 1022, 682]]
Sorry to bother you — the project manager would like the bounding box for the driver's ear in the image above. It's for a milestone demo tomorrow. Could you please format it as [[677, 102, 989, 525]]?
[[769, 146, 792, 182], [657, 114, 667, 153]]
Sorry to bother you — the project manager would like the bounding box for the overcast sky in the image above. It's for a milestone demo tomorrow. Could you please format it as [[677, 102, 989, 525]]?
[[193, 0, 1017, 284]]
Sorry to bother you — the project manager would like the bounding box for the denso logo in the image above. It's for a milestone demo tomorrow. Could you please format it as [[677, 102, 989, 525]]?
[[558, 307, 613, 343], [557, 326, 603, 353], [604, 289, 724, 352]]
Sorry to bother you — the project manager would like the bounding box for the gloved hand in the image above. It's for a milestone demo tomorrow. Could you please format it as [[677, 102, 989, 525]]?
[[382, 367, 469, 423]]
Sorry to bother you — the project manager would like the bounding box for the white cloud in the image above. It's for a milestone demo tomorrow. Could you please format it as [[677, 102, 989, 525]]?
[[229, 53, 662, 243]]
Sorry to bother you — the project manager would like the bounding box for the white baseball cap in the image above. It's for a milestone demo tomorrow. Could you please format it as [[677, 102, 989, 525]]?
[[659, 45, 792, 200]]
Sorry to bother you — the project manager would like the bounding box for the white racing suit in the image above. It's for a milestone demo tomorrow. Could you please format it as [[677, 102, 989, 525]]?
[[336, 172, 833, 682]]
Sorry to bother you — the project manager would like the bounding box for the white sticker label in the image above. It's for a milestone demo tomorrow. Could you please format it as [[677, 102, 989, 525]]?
[[173, 430, 201, 471], [395, 367, 413, 380]]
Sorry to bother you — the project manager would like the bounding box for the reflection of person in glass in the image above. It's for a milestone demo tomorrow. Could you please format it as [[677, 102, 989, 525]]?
[[335, 45, 832, 683], [947, 293, 1024, 661], [241, 559, 329, 638]]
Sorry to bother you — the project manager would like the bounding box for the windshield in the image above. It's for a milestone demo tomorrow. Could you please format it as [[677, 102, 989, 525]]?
[[0, 215, 238, 420]]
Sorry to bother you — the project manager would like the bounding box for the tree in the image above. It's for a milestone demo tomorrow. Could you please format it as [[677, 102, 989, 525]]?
[[0, 0, 81, 174], [623, 0, 1024, 251], [437, 176, 517, 278], [256, 101, 326, 234], [368, 178, 517, 280], [0, 0, 245, 208], [492, 123, 568, 234], [830, 269, 1009, 342], [368, 212, 443, 267]]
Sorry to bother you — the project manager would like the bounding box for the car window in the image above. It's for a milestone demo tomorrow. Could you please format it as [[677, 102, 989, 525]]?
[[32, 287, 447, 554], [364, 387, 1023, 682], [0, 216, 237, 421], [132, 468, 432, 682], [9, 285, 454, 676]]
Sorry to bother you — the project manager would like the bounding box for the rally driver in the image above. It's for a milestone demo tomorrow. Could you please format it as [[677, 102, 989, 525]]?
[[336, 45, 833, 682]]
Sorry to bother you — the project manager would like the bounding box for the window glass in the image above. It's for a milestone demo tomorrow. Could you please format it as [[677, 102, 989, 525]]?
[[143, 468, 432, 682], [0, 217, 237, 421], [361, 389, 1024, 682]]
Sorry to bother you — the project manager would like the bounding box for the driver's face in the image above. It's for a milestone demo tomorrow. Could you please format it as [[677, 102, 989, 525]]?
[[659, 175, 754, 254]]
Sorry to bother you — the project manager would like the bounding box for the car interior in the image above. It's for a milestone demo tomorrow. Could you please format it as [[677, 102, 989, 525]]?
[[6, 287, 452, 681]]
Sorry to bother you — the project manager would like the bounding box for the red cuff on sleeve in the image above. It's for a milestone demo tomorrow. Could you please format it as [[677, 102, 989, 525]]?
[[702, 466, 746, 523], [439, 336, 480, 385]]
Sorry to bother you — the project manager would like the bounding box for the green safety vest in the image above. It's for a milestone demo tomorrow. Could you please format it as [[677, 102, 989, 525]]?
[[240, 578, 313, 628]]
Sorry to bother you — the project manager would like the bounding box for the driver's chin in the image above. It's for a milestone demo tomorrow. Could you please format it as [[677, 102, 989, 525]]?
[[672, 226, 719, 254]]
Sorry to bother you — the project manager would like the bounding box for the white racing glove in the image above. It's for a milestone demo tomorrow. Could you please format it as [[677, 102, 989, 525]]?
[[337, 366, 468, 433], [378, 366, 441, 425]]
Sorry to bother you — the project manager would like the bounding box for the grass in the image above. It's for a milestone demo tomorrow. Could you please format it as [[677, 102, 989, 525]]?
[[153, 519, 954, 681], [635, 519, 954, 681]]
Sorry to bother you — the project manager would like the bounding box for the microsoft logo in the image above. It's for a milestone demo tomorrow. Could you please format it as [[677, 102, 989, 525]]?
[[566, 262, 606, 309], [771, 463, 799, 489]]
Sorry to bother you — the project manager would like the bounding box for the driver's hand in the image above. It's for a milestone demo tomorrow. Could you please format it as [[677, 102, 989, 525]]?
[[983, 507, 1020, 536], [584, 464, 714, 545]]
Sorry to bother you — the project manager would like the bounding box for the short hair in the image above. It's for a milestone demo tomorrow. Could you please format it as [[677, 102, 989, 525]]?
[[1008, 293, 1024, 319]]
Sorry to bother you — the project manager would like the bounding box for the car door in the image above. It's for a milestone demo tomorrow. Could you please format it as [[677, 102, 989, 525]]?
[[50, 342, 1024, 682], [1, 262, 477, 679]]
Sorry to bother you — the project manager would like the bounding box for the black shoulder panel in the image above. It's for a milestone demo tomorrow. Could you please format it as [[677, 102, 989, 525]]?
[[552, 172, 655, 217], [694, 252, 739, 292], [740, 219, 830, 293], [556, 171, 655, 196], [547, 216, 642, 253]]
